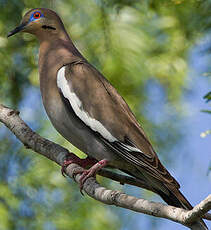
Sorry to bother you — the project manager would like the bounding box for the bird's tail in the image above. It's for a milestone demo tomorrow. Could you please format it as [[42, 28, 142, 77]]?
[[121, 169, 208, 230], [155, 183, 193, 210], [155, 184, 208, 230]]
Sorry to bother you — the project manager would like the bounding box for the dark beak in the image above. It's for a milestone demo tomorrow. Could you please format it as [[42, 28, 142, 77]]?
[[7, 22, 27, 38]]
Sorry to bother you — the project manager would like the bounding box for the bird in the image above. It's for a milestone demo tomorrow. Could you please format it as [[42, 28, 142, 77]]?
[[8, 8, 207, 229]]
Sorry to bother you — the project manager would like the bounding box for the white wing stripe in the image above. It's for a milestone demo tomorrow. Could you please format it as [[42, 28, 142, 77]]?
[[57, 66, 117, 142]]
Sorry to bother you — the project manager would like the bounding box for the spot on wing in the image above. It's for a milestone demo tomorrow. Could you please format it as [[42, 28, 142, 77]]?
[[57, 66, 117, 142]]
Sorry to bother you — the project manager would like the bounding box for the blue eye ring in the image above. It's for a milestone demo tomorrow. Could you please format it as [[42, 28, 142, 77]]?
[[30, 11, 43, 22]]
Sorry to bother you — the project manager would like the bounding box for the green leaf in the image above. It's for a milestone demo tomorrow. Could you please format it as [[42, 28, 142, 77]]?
[[203, 91, 211, 102], [201, 110, 211, 114]]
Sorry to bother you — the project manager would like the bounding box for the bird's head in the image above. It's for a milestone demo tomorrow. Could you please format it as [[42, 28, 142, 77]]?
[[8, 8, 68, 40]]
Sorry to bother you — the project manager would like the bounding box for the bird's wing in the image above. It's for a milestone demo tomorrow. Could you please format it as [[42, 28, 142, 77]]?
[[57, 61, 179, 188]]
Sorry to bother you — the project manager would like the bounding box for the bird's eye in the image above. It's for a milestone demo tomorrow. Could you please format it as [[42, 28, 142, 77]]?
[[33, 12, 41, 19]]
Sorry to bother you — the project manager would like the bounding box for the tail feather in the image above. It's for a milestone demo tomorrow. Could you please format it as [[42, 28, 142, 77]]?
[[156, 184, 193, 210], [121, 169, 208, 229], [156, 185, 208, 230]]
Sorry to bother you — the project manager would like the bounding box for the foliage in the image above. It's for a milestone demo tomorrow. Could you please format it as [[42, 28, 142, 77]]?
[[202, 91, 211, 114], [201, 91, 211, 138], [0, 0, 210, 229]]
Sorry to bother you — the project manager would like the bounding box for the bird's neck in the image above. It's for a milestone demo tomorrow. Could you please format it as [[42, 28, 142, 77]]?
[[38, 37, 85, 109], [38, 37, 85, 72], [38, 37, 86, 100]]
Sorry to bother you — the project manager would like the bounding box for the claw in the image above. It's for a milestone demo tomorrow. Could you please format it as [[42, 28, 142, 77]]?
[[61, 155, 108, 194], [61, 159, 73, 177], [75, 159, 108, 192], [61, 153, 97, 177], [72, 168, 84, 181]]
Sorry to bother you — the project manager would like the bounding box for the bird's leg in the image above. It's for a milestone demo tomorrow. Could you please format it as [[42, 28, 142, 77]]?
[[61, 153, 97, 177], [72, 159, 108, 192]]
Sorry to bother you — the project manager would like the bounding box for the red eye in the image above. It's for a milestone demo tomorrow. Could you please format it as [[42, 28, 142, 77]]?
[[33, 12, 41, 19]]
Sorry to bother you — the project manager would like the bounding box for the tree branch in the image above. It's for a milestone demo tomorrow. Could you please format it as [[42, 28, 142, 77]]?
[[184, 195, 211, 224], [0, 104, 210, 229]]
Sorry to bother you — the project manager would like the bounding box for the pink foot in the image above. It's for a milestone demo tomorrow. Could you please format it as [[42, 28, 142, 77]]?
[[73, 159, 108, 192], [61, 153, 97, 177]]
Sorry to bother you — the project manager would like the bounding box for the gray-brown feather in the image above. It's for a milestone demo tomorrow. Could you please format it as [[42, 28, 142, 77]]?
[[64, 62, 180, 188]]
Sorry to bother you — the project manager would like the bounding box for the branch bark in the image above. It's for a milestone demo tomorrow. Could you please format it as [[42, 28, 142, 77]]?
[[0, 104, 210, 229]]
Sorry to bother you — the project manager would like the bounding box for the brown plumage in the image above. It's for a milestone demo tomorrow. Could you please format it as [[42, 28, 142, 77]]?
[[8, 8, 207, 229]]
